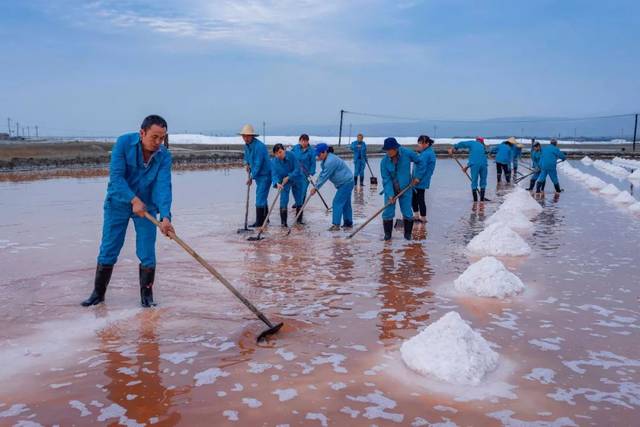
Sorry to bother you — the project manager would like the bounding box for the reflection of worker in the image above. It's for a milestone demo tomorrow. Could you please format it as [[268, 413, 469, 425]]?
[[378, 245, 432, 343], [448, 137, 488, 202], [350, 133, 368, 188], [271, 143, 304, 227], [82, 115, 174, 308], [412, 135, 436, 223], [311, 143, 354, 230], [241, 124, 271, 227], [102, 313, 183, 424]]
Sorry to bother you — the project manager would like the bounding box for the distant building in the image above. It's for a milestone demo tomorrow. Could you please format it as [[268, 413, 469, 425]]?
[[0, 132, 10, 140]]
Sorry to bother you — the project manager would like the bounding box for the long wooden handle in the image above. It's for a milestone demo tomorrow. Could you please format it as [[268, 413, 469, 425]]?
[[365, 160, 376, 177], [453, 157, 472, 181], [306, 175, 331, 211], [255, 187, 282, 237], [144, 212, 274, 326], [243, 171, 251, 228], [346, 184, 413, 239], [288, 191, 316, 232]]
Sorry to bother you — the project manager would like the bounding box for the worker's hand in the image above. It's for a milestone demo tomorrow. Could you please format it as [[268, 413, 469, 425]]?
[[448, 148, 454, 156], [309, 188, 317, 196], [245, 164, 250, 172], [131, 197, 146, 218], [282, 176, 289, 185], [389, 196, 397, 204], [246, 177, 252, 186], [412, 178, 420, 186], [159, 218, 174, 237], [277, 183, 284, 190], [463, 166, 469, 173]]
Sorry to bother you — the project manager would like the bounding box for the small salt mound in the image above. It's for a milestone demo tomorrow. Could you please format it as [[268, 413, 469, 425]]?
[[599, 183, 620, 196], [629, 169, 640, 181], [485, 209, 533, 234], [581, 156, 594, 165], [613, 191, 636, 204], [585, 176, 606, 189], [629, 202, 640, 213], [467, 222, 531, 257], [500, 188, 543, 217], [454, 257, 525, 299], [400, 311, 498, 385]]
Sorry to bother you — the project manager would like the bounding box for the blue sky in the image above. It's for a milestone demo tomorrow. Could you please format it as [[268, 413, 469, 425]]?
[[0, 0, 638, 136]]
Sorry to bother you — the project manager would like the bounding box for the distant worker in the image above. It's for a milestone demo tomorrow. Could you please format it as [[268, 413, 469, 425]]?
[[536, 139, 566, 194], [241, 124, 271, 227], [526, 142, 542, 191], [412, 135, 437, 223], [511, 139, 523, 177], [350, 133, 368, 189], [311, 143, 354, 230], [490, 137, 515, 183], [81, 115, 174, 308], [291, 134, 316, 224], [448, 137, 488, 202], [271, 143, 304, 227], [380, 137, 424, 241]]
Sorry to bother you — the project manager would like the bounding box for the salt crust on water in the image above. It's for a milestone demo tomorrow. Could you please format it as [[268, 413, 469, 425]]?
[[454, 257, 525, 299], [467, 222, 531, 256], [599, 183, 620, 196], [485, 209, 533, 234], [400, 311, 499, 385], [613, 191, 636, 204], [581, 156, 594, 165]]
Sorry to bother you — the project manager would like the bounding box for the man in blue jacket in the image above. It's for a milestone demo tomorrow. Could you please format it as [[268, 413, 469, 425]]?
[[527, 142, 542, 191], [310, 143, 354, 230], [511, 138, 523, 178], [350, 133, 368, 189], [380, 138, 424, 240], [536, 139, 566, 194], [271, 143, 304, 227], [449, 137, 488, 202], [81, 115, 174, 308], [490, 138, 514, 183], [291, 133, 316, 224], [241, 124, 271, 227], [412, 135, 436, 223]]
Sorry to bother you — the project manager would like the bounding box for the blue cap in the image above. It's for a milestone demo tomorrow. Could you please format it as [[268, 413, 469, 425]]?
[[315, 143, 329, 155], [382, 137, 400, 151]]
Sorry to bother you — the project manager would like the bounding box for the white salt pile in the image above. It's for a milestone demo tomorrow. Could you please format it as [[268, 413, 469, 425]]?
[[629, 202, 640, 213], [599, 183, 620, 196], [500, 191, 543, 217], [467, 222, 531, 257], [400, 311, 499, 385], [454, 257, 525, 299], [629, 169, 640, 181], [485, 209, 533, 234], [585, 176, 607, 190], [593, 160, 630, 179], [613, 191, 636, 204], [581, 156, 594, 165]]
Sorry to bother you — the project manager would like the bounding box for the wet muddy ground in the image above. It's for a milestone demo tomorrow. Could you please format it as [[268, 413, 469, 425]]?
[[1, 159, 639, 426]]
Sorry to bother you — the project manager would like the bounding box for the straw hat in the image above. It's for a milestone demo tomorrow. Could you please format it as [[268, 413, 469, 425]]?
[[506, 137, 518, 145], [238, 124, 259, 136]]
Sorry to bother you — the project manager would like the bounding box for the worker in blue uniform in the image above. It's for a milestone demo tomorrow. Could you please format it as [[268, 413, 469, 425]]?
[[311, 143, 354, 230], [291, 133, 316, 224], [527, 142, 542, 191], [536, 139, 566, 194], [350, 133, 368, 189], [412, 135, 437, 223], [241, 124, 271, 227], [511, 138, 523, 178], [81, 115, 174, 308], [490, 138, 514, 183], [380, 137, 424, 240], [449, 137, 488, 202], [271, 143, 304, 227]]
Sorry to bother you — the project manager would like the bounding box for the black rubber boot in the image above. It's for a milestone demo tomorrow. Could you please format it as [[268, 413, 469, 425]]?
[[250, 206, 263, 227], [342, 220, 353, 229], [480, 188, 487, 201], [527, 179, 536, 191], [554, 183, 563, 193], [506, 171, 511, 183], [535, 181, 543, 194], [139, 265, 157, 308], [280, 208, 288, 227], [403, 219, 414, 240], [296, 207, 304, 224], [383, 219, 393, 241], [354, 176, 358, 186], [359, 176, 365, 187], [81, 264, 114, 306], [472, 189, 478, 202]]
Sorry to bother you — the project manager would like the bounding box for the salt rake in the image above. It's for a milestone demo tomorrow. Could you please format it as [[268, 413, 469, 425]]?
[[237, 171, 253, 234], [365, 160, 378, 186], [145, 213, 283, 342], [286, 191, 316, 236], [248, 187, 282, 241], [452, 156, 492, 202], [346, 184, 414, 239]]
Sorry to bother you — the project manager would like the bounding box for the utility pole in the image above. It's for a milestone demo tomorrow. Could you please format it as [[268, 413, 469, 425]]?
[[338, 109, 344, 146], [35, 125, 39, 138], [633, 114, 638, 152], [16, 122, 19, 137], [27, 126, 30, 138], [7, 117, 11, 136]]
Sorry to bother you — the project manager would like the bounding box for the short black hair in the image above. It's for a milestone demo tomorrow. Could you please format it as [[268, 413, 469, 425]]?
[[299, 134, 309, 141], [273, 143, 285, 153], [327, 146, 334, 153], [141, 115, 167, 131], [418, 135, 434, 145]]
